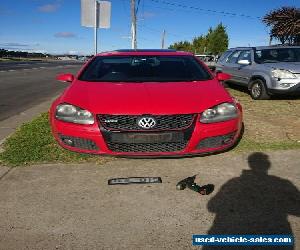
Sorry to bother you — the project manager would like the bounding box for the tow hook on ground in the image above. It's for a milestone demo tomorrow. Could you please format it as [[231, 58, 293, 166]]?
[[176, 175, 214, 195]]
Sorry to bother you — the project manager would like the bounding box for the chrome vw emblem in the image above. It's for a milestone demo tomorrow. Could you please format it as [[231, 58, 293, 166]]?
[[137, 117, 157, 129]]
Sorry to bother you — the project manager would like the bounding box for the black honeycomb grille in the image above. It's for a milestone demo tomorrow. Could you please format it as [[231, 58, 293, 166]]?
[[59, 134, 98, 151], [107, 141, 188, 152], [98, 114, 195, 131]]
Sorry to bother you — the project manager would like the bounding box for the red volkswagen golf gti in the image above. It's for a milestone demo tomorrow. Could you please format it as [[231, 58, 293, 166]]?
[[50, 49, 243, 156]]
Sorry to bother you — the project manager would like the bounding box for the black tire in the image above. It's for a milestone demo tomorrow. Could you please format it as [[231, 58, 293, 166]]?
[[249, 79, 270, 100]]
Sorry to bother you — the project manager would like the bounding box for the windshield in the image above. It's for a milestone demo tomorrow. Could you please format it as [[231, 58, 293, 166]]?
[[254, 48, 300, 63], [79, 55, 212, 82]]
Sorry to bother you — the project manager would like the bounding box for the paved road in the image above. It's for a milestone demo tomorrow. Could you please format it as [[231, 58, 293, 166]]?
[[0, 60, 82, 71], [0, 62, 82, 121], [0, 150, 299, 249]]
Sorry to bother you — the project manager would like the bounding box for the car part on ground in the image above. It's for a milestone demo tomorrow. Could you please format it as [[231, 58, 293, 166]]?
[[176, 175, 214, 195], [108, 177, 162, 185], [215, 45, 300, 100]]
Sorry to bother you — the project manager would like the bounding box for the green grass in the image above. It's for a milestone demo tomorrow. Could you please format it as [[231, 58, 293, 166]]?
[[0, 111, 299, 166], [0, 113, 109, 166], [233, 138, 300, 152]]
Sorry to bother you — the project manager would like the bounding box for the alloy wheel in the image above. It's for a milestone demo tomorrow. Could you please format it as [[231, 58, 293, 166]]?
[[251, 83, 261, 98]]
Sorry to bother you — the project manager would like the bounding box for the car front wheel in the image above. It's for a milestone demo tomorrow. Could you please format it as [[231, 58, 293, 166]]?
[[249, 79, 270, 100]]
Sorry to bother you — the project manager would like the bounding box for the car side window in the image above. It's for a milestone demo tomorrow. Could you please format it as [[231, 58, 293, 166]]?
[[218, 51, 232, 63], [226, 50, 242, 64], [238, 50, 251, 62]]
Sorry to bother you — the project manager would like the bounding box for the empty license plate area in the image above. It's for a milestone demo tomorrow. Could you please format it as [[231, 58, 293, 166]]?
[[109, 132, 184, 144]]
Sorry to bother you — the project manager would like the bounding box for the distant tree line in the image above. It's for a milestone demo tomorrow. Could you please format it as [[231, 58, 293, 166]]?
[[263, 6, 300, 45], [168, 23, 229, 55], [0, 49, 51, 58]]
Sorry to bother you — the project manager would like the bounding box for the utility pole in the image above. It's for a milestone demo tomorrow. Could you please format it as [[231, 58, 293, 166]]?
[[94, 0, 98, 55], [161, 29, 166, 49], [131, 0, 137, 49]]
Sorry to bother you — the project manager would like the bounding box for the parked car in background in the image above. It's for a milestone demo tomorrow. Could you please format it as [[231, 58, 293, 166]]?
[[195, 54, 217, 71], [77, 56, 89, 62], [50, 49, 243, 157], [215, 46, 300, 99]]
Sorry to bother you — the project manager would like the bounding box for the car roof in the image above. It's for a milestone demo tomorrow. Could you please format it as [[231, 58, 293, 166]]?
[[96, 49, 194, 56], [227, 47, 254, 51], [255, 45, 300, 50], [228, 45, 300, 51]]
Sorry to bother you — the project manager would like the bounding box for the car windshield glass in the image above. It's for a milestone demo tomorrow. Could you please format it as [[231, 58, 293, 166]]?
[[79, 55, 212, 82], [255, 48, 300, 63]]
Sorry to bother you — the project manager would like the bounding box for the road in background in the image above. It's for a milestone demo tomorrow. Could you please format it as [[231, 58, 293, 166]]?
[[0, 62, 82, 121], [0, 60, 83, 72]]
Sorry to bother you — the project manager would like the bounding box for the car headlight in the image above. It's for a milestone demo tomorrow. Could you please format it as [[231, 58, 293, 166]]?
[[55, 104, 94, 125], [200, 103, 238, 123], [271, 69, 296, 79]]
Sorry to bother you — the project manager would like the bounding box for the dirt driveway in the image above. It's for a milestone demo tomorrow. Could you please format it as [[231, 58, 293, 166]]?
[[0, 150, 299, 250]]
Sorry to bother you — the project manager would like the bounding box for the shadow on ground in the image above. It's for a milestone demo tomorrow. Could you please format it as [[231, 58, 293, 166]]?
[[203, 152, 300, 250]]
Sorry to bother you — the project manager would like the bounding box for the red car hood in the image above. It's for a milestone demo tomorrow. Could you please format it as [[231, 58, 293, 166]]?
[[61, 79, 233, 114]]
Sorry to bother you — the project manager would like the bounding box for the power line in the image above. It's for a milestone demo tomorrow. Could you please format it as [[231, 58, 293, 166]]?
[[136, 0, 141, 14], [149, 0, 261, 20], [138, 23, 194, 40]]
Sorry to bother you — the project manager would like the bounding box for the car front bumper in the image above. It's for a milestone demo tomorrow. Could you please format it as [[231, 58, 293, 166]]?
[[50, 110, 243, 157], [269, 81, 300, 95]]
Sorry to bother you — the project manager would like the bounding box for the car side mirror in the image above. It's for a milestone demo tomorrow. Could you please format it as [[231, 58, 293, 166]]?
[[216, 72, 231, 81], [237, 59, 251, 65], [56, 73, 74, 83]]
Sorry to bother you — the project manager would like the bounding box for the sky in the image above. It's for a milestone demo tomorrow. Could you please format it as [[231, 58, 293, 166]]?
[[0, 0, 299, 55]]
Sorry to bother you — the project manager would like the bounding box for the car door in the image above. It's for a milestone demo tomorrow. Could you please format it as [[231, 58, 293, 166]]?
[[234, 50, 253, 86], [221, 50, 242, 83], [215, 50, 233, 73]]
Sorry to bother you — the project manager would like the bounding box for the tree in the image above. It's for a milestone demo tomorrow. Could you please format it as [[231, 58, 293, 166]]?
[[263, 7, 300, 45], [169, 40, 193, 52], [206, 23, 229, 55], [192, 35, 207, 53], [0, 49, 50, 58], [168, 23, 229, 55]]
